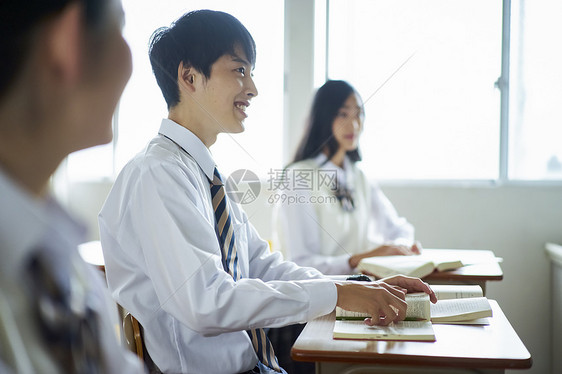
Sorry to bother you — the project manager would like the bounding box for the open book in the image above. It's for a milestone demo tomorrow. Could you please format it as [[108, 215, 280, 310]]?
[[333, 286, 493, 341], [334, 293, 435, 341], [336, 292, 431, 321], [357, 252, 464, 278], [430, 284, 492, 324], [336, 285, 492, 325]]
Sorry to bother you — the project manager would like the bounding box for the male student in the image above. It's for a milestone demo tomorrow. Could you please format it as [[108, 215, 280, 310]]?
[[99, 9, 436, 374], [0, 0, 144, 373]]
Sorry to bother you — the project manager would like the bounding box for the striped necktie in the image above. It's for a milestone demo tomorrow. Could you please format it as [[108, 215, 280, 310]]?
[[26, 251, 102, 374], [210, 168, 281, 372]]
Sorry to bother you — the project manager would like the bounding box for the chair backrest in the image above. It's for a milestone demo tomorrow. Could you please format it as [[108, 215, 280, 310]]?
[[120, 309, 162, 373], [122, 312, 144, 359]]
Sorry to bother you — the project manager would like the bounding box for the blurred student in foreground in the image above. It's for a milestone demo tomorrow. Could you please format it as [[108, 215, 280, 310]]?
[[0, 0, 143, 372]]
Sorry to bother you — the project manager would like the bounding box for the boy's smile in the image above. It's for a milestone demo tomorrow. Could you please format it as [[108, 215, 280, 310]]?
[[192, 45, 258, 144]]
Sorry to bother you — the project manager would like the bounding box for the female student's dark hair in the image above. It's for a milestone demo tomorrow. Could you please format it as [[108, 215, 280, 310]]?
[[0, 0, 110, 100], [292, 80, 364, 165], [149, 9, 257, 109]]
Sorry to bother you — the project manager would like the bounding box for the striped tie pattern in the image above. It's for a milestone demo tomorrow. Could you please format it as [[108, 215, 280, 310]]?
[[27, 251, 102, 374], [210, 168, 281, 372]]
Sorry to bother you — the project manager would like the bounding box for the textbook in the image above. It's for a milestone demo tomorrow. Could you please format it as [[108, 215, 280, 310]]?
[[334, 294, 435, 341], [431, 284, 484, 300], [430, 297, 492, 324], [336, 285, 492, 325], [357, 252, 464, 278], [336, 292, 431, 321], [333, 320, 436, 341]]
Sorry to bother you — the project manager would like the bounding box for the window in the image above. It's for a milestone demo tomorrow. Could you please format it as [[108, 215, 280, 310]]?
[[325, 0, 503, 180], [66, 0, 284, 181], [509, 0, 562, 180]]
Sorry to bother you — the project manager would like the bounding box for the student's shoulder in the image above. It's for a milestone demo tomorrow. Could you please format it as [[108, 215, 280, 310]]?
[[116, 138, 201, 185], [138, 138, 198, 170], [350, 161, 371, 185]]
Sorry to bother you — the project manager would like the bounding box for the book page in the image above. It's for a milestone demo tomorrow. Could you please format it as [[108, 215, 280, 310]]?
[[413, 252, 464, 272], [357, 256, 435, 278], [333, 320, 435, 341], [335, 307, 368, 320], [336, 293, 430, 321], [430, 297, 492, 322], [430, 285, 483, 300], [404, 293, 430, 320], [433, 317, 490, 325]]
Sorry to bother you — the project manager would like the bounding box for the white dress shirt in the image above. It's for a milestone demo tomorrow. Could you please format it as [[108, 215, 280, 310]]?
[[0, 169, 143, 374], [99, 119, 337, 374], [276, 154, 414, 275]]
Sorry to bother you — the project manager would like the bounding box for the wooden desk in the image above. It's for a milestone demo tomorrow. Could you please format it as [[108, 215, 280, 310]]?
[[292, 300, 531, 374]]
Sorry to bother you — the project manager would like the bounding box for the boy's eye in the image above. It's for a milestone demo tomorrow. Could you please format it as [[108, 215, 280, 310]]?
[[236, 67, 246, 75]]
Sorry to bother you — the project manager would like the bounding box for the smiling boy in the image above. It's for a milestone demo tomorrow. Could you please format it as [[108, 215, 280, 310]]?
[[99, 10, 435, 374]]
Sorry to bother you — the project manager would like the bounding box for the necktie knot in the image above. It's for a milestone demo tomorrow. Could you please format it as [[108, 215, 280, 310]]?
[[211, 168, 224, 186]]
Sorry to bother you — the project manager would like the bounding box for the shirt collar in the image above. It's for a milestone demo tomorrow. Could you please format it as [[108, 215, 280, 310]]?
[[0, 168, 86, 280], [158, 118, 216, 182], [313, 153, 353, 188]]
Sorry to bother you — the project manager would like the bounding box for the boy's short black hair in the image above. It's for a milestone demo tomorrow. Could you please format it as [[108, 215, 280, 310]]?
[[149, 10, 256, 109], [0, 0, 110, 100]]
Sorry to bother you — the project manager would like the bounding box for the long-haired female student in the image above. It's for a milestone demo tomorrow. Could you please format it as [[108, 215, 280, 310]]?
[[276, 80, 421, 275]]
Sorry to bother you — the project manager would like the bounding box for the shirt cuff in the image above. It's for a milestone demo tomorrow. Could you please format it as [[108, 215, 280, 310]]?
[[300, 279, 338, 319]]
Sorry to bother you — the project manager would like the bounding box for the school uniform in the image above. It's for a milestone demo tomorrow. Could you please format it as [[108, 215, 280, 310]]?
[[0, 169, 143, 374], [99, 119, 337, 374], [276, 153, 414, 275]]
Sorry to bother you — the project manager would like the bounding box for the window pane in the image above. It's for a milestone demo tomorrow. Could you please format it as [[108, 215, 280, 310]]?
[[118, 0, 284, 178], [509, 0, 562, 180], [326, 0, 502, 180]]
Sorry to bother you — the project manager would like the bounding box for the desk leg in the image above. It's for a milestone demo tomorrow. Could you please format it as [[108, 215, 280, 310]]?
[[316, 362, 504, 374]]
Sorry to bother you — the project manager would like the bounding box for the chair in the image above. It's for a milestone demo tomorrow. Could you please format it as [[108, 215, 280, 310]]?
[[122, 312, 144, 359], [120, 307, 162, 373]]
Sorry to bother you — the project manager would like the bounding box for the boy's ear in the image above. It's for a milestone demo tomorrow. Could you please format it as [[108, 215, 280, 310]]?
[[46, 2, 83, 85], [177, 61, 198, 93]]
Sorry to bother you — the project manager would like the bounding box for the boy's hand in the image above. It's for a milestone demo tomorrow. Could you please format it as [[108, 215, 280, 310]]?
[[335, 281, 407, 326], [334, 276, 436, 326], [380, 275, 437, 303]]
